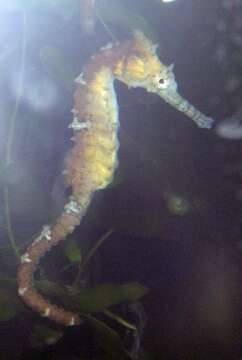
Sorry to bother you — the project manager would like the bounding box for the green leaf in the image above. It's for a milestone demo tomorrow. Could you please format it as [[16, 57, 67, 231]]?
[[30, 324, 63, 348], [70, 283, 148, 313], [103, 309, 136, 330], [36, 280, 67, 299], [88, 316, 131, 359], [0, 289, 24, 320], [64, 239, 82, 263], [37, 281, 148, 314], [138, 350, 155, 360]]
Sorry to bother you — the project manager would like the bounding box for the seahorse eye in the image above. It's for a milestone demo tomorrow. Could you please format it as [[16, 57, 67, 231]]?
[[156, 75, 170, 89]]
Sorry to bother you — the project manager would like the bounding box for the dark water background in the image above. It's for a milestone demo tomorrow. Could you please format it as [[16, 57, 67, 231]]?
[[0, 0, 241, 359]]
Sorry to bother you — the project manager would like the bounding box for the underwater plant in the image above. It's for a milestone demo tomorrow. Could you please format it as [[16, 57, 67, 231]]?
[[17, 30, 214, 326], [80, 0, 177, 38]]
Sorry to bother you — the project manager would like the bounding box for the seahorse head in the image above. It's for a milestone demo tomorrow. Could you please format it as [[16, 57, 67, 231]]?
[[113, 31, 213, 129], [113, 31, 178, 97]]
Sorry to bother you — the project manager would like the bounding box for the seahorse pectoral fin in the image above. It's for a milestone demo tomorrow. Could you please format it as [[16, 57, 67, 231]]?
[[159, 88, 214, 129]]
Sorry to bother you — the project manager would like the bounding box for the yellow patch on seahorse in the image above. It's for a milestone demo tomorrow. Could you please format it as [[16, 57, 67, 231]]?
[[90, 162, 115, 189], [88, 68, 111, 94], [94, 120, 117, 133], [146, 55, 163, 75], [89, 81, 105, 94], [126, 56, 146, 80], [85, 104, 109, 120], [88, 131, 117, 151], [84, 145, 117, 168], [113, 60, 124, 77]]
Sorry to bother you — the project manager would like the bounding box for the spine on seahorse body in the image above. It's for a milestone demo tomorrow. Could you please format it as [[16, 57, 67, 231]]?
[[17, 31, 214, 326]]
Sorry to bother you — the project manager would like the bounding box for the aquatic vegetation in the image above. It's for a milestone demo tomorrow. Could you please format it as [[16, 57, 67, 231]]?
[[79, 0, 177, 40], [94, 0, 159, 42]]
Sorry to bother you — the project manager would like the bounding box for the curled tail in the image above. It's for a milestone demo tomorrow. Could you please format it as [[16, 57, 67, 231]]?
[[17, 166, 94, 325]]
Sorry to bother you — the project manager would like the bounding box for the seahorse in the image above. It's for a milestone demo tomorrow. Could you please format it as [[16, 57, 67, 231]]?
[[17, 31, 214, 326]]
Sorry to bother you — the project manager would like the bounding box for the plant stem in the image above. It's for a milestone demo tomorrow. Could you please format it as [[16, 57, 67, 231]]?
[[3, 10, 27, 261], [72, 228, 114, 288], [103, 309, 136, 330], [94, 6, 118, 43]]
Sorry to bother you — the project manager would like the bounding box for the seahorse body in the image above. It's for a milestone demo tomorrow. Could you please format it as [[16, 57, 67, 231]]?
[[17, 31, 213, 326]]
